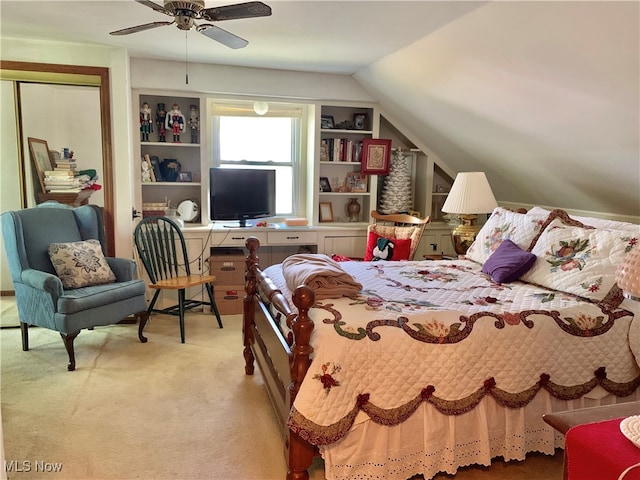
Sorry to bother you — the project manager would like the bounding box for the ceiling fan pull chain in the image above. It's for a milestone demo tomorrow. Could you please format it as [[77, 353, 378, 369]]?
[[185, 30, 189, 85]]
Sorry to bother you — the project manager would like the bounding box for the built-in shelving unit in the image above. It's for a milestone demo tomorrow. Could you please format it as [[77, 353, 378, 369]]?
[[134, 91, 204, 218], [308, 102, 380, 226]]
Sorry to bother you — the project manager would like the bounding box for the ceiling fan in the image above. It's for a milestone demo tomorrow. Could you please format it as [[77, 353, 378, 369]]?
[[110, 0, 272, 49]]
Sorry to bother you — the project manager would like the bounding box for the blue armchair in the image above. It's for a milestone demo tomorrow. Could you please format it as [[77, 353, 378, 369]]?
[[1, 201, 149, 371]]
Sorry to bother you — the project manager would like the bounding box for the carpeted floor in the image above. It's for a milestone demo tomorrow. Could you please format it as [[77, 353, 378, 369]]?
[[0, 306, 563, 480]]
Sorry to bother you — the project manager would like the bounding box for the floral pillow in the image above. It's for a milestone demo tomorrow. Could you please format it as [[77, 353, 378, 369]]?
[[520, 218, 639, 305], [527, 206, 639, 233], [48, 239, 116, 289], [465, 207, 547, 265]]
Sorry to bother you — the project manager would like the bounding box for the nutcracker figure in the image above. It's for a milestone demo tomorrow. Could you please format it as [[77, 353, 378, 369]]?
[[140, 102, 153, 142], [165, 103, 185, 143], [188, 104, 199, 144], [156, 103, 167, 142]]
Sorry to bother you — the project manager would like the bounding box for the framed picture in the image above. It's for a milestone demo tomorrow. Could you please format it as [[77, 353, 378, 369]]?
[[346, 172, 367, 193], [321, 115, 334, 129], [361, 138, 392, 175], [319, 202, 334, 222], [353, 113, 368, 130], [179, 171, 192, 182], [319, 176, 332, 192], [28, 137, 54, 193]]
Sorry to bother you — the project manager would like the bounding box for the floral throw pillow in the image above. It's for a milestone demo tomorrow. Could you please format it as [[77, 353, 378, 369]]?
[[48, 239, 116, 289], [465, 207, 547, 265], [520, 218, 639, 305]]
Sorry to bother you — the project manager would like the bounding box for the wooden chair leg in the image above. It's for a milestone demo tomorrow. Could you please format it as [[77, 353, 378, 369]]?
[[206, 284, 223, 328], [148, 289, 161, 314], [60, 332, 80, 371], [137, 311, 149, 343], [20, 322, 29, 351], [178, 289, 186, 343]]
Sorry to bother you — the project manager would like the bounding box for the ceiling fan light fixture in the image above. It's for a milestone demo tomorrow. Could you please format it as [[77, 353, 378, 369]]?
[[253, 101, 269, 115]]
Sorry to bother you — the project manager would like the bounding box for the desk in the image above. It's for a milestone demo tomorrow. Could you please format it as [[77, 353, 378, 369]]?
[[543, 402, 640, 480]]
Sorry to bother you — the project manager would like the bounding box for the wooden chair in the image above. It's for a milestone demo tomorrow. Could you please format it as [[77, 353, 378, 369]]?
[[134, 216, 223, 343], [367, 210, 430, 261]]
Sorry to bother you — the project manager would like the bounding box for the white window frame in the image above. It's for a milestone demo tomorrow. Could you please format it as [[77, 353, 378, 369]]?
[[209, 100, 305, 217]]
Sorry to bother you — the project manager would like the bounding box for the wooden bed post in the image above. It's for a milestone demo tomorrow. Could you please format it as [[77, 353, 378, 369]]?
[[243, 237, 260, 375], [288, 285, 316, 480]]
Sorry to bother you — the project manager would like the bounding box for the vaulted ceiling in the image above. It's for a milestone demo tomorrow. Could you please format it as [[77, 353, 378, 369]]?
[[1, 1, 638, 217]]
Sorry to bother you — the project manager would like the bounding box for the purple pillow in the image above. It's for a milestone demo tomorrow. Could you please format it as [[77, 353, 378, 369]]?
[[481, 239, 536, 284]]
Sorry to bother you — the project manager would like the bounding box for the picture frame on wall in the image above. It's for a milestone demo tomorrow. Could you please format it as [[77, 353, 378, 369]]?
[[28, 137, 54, 193], [319, 177, 332, 192], [319, 202, 334, 222], [361, 138, 392, 175]]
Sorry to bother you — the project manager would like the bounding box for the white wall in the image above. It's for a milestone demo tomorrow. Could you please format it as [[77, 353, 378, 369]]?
[[355, 1, 640, 218]]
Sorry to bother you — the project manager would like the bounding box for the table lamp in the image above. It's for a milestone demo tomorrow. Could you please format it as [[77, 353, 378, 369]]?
[[616, 247, 640, 302], [441, 172, 498, 255]]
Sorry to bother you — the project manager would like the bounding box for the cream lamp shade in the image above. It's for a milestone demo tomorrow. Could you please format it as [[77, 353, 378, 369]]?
[[616, 247, 640, 301], [441, 172, 498, 255]]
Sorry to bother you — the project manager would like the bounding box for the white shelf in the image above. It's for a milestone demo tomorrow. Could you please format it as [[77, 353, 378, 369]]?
[[141, 142, 199, 148]]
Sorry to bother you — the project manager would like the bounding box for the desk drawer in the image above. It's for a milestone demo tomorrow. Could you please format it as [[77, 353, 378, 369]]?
[[267, 231, 317, 245], [211, 231, 267, 247]]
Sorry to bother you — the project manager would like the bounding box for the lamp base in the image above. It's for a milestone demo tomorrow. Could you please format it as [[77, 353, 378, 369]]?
[[451, 214, 481, 255]]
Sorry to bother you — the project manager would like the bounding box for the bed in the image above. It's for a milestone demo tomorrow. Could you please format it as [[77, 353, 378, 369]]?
[[242, 207, 640, 480]]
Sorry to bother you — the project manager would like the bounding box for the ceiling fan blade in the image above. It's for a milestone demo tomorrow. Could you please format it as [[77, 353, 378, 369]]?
[[110, 21, 174, 36], [201, 1, 272, 22], [198, 24, 248, 49], [135, 0, 172, 16]]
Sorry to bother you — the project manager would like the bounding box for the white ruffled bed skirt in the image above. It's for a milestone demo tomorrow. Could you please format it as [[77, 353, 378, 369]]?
[[320, 387, 640, 480]]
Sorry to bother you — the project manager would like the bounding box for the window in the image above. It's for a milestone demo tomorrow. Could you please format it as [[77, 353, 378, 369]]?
[[210, 101, 304, 216]]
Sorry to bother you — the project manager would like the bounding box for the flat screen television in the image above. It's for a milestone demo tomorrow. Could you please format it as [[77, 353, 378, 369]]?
[[209, 167, 276, 227]]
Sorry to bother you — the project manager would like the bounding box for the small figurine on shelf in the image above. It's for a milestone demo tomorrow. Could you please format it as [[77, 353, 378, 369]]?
[[188, 104, 199, 144], [156, 103, 167, 142], [141, 158, 152, 182], [165, 103, 185, 143], [140, 102, 153, 142]]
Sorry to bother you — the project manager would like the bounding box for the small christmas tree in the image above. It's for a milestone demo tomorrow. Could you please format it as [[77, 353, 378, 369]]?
[[379, 148, 412, 214]]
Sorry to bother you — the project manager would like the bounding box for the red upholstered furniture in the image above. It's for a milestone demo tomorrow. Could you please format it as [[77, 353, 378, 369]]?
[[566, 418, 640, 479], [544, 402, 640, 480]]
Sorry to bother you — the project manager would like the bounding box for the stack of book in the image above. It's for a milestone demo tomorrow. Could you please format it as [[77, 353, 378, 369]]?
[[43, 170, 83, 193], [54, 157, 78, 174]]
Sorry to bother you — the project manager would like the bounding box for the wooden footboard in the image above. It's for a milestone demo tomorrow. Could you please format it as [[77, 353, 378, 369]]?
[[243, 237, 317, 480]]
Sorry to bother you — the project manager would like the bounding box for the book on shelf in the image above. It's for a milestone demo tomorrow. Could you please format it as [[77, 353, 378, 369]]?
[[44, 170, 75, 177], [46, 187, 83, 193], [148, 155, 163, 181], [323, 138, 360, 162], [143, 154, 156, 182]]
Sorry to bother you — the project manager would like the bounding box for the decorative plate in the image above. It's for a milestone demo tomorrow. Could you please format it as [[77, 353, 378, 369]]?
[[177, 199, 198, 222], [620, 415, 640, 448]]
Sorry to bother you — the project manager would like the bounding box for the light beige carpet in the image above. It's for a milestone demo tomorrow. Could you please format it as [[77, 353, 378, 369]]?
[[0, 308, 562, 480]]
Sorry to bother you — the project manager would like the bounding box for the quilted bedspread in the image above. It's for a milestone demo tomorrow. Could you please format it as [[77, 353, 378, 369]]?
[[263, 259, 640, 446]]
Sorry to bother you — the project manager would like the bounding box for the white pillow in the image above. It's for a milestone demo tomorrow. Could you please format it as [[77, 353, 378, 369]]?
[[465, 207, 547, 265], [520, 218, 638, 305]]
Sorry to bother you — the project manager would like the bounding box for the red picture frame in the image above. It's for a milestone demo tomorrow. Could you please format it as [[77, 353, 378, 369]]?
[[360, 138, 392, 175]]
